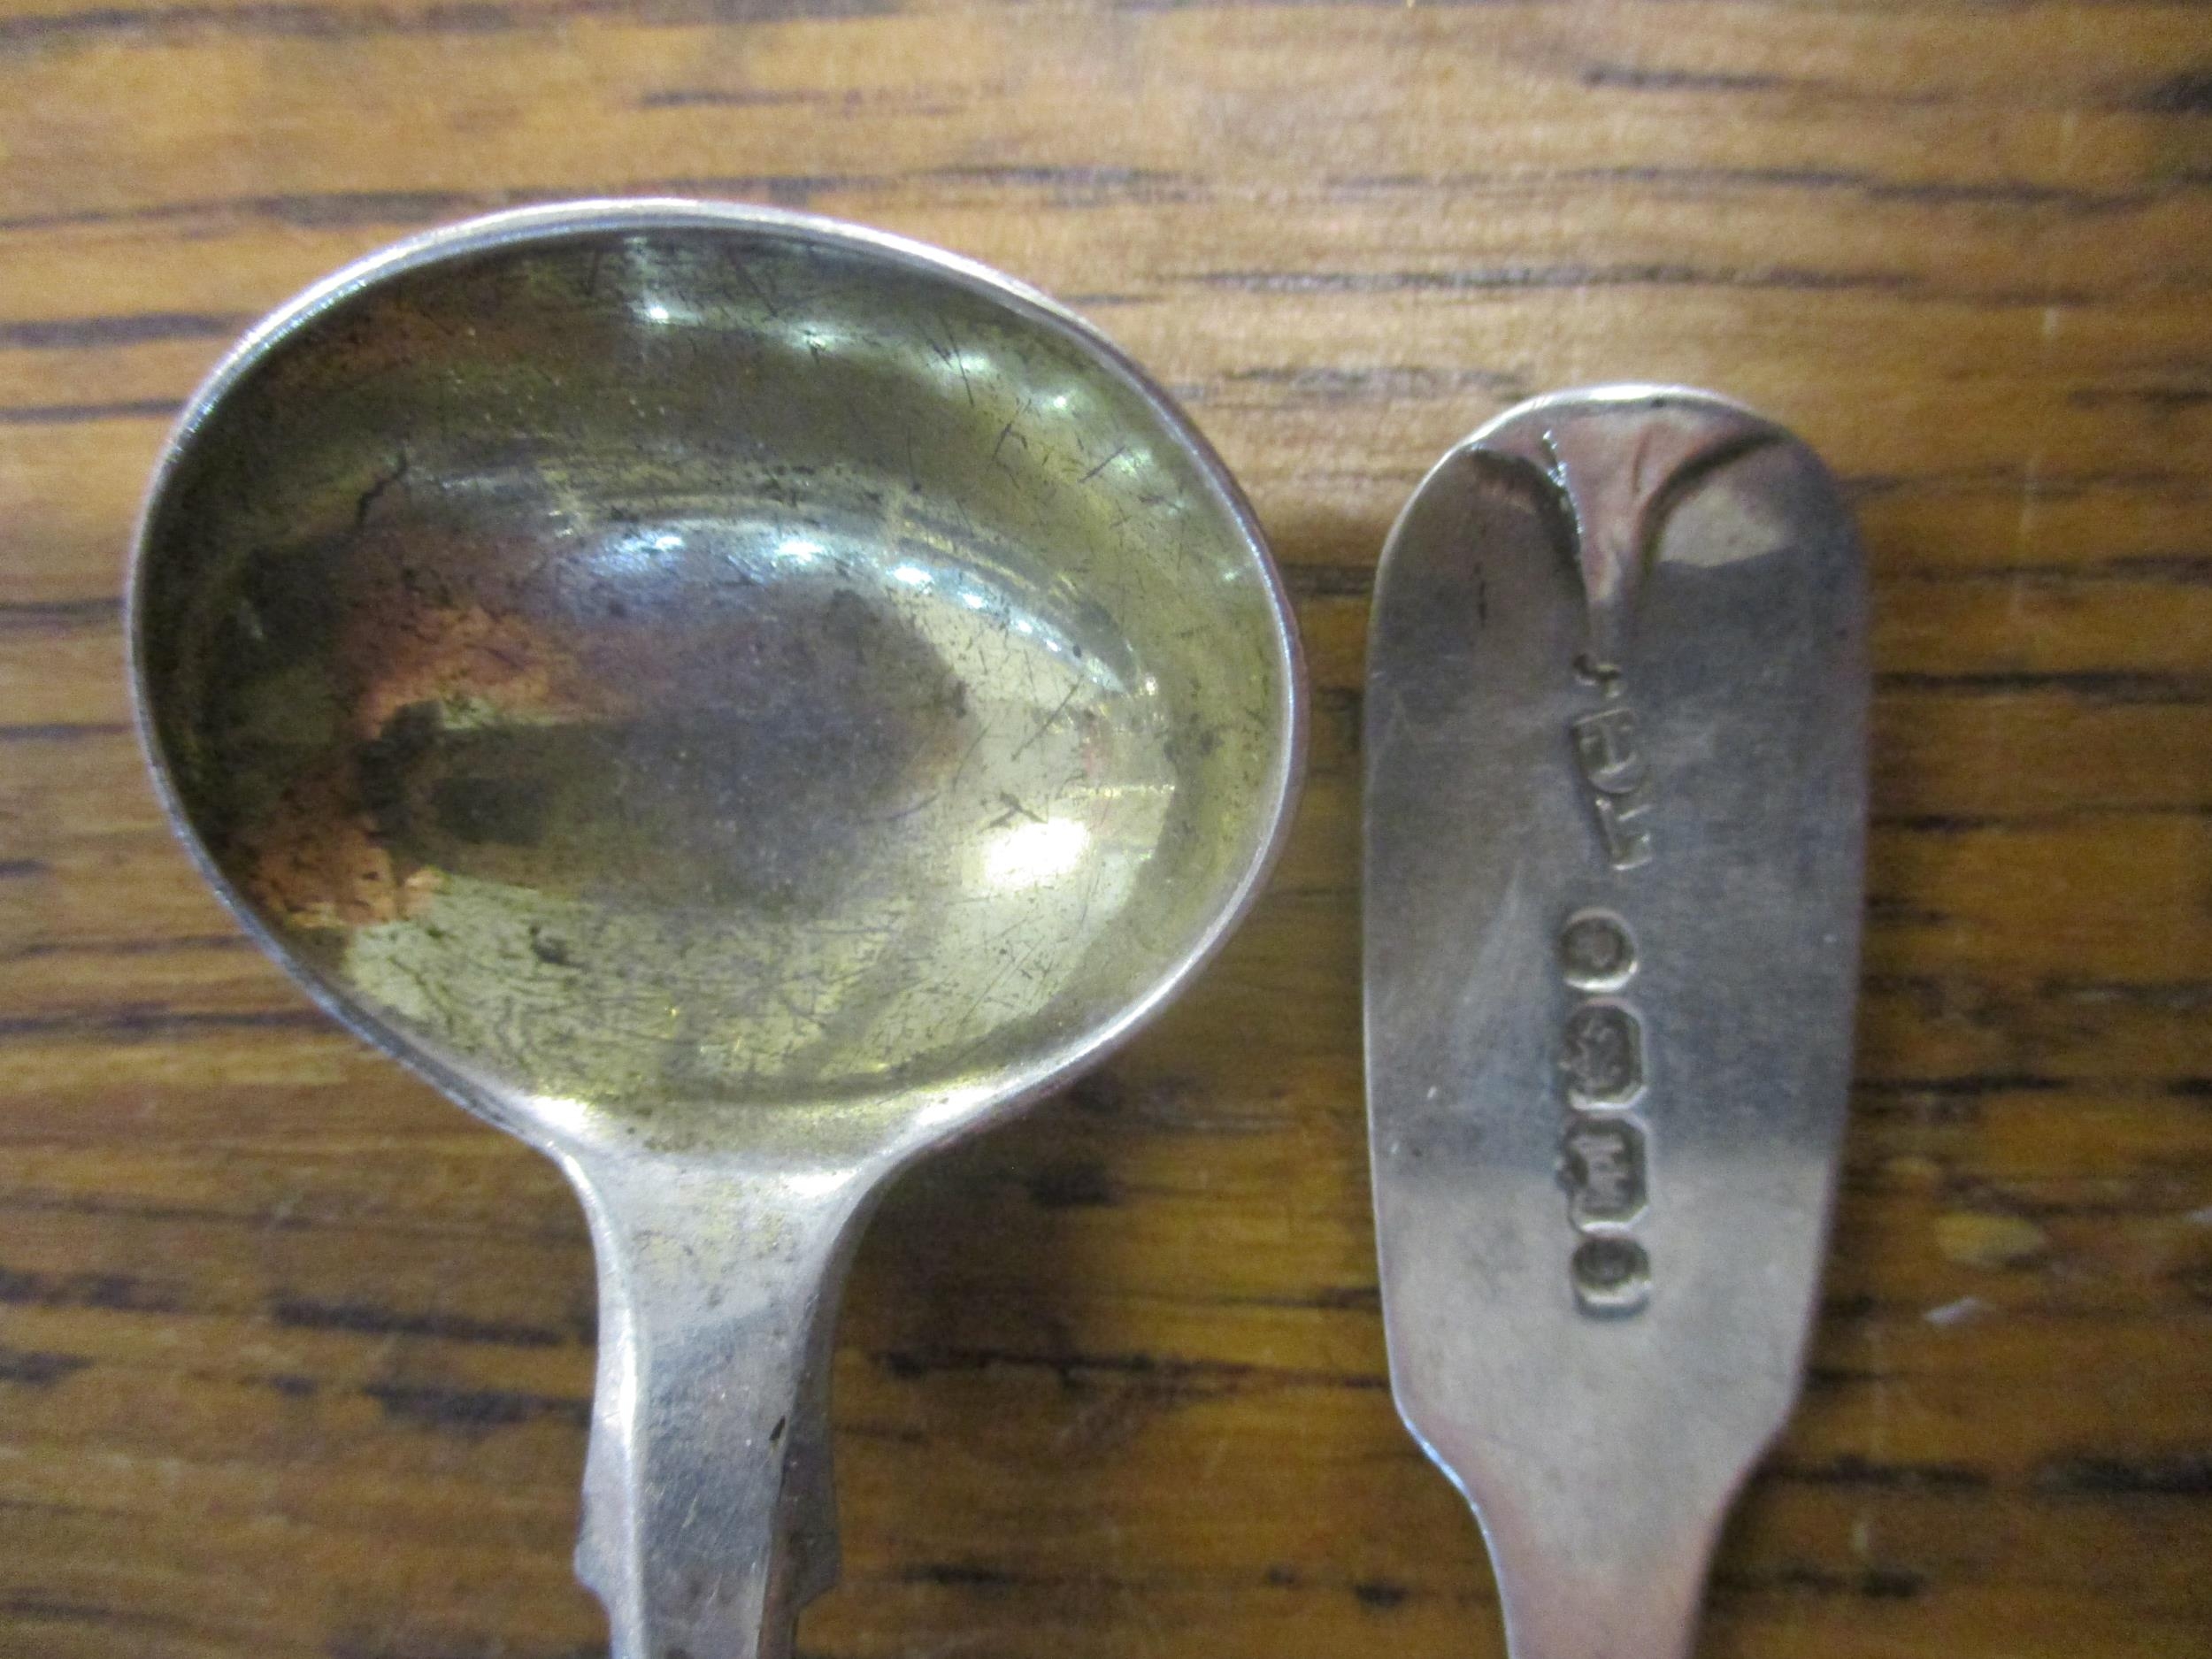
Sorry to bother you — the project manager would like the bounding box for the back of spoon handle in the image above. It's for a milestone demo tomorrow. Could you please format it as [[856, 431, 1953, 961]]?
[[561, 1150, 871, 1659], [1486, 1503, 1718, 1659], [1366, 386, 1867, 1659]]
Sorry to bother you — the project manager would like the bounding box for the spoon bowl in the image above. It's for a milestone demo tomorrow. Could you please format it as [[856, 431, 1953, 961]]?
[[131, 201, 1302, 1658]]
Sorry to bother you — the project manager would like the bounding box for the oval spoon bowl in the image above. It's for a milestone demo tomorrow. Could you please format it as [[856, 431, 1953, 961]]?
[[133, 201, 1302, 1161]]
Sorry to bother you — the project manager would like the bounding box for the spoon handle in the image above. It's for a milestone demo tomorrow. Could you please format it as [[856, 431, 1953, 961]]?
[[1483, 1510, 1717, 1659], [1363, 387, 1869, 1659], [560, 1149, 872, 1659]]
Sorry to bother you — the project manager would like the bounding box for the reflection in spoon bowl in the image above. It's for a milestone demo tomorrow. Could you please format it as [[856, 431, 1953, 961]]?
[[138, 214, 1297, 1143]]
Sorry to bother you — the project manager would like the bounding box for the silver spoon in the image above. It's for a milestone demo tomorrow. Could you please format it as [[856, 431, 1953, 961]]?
[[130, 200, 1304, 1659], [1363, 386, 1867, 1657]]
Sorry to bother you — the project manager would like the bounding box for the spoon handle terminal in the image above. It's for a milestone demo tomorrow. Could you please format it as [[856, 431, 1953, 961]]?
[[561, 1150, 873, 1659], [1363, 386, 1869, 1659]]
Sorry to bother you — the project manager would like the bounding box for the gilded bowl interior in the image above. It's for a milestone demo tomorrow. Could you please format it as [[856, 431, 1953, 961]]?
[[135, 215, 1298, 1147]]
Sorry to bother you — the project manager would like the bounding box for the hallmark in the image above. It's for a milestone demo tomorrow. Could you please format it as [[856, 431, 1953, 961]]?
[[1559, 910, 1638, 989], [1571, 1236, 1651, 1317], [1553, 909, 1654, 1317], [1560, 1001, 1645, 1107], [1560, 1115, 1647, 1228], [1569, 702, 1654, 871]]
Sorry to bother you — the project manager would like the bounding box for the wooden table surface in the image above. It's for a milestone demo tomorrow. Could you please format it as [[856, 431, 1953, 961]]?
[[4, 3, 2209, 1655]]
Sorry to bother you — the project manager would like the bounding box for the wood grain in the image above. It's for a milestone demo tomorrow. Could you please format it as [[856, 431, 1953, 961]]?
[[3, 2, 2208, 1655]]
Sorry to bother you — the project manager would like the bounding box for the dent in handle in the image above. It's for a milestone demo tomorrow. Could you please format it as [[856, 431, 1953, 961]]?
[[561, 1150, 872, 1659], [1475, 387, 1779, 671]]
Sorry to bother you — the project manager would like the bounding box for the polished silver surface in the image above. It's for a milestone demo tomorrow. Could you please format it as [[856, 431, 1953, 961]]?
[[130, 200, 1304, 1659], [1363, 386, 1867, 1659]]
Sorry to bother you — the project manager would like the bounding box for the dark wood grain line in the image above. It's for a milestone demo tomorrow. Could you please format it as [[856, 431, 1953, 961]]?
[[1871, 808, 2212, 831], [1278, 563, 1374, 599], [936, 163, 1190, 191], [0, 186, 490, 234], [2043, 978, 2212, 1010], [0, 0, 888, 57], [637, 85, 849, 110], [880, 1345, 1380, 1398], [0, 179, 804, 235], [1872, 670, 2212, 703], [0, 1005, 332, 1040], [891, 1562, 1027, 1588], [0, 1348, 90, 1386], [0, 1594, 221, 1640], [854, 1563, 1482, 1617], [878, 1562, 1445, 1601], [0, 1494, 103, 1518], [362, 1380, 590, 1432], [1892, 557, 2212, 583], [1202, 1284, 1383, 1314], [1847, 465, 2212, 503], [1925, 1184, 2212, 1224], [4, 1600, 580, 1659], [1052, 291, 1158, 309], [849, 1557, 1934, 1609], [0, 396, 180, 425], [270, 1293, 580, 1347], [1712, 1564, 1930, 1602], [1851, 1075, 2210, 1107], [0, 721, 133, 742], [0, 1265, 186, 1313], [0, 595, 121, 631], [1177, 262, 2124, 308], [0, 1188, 587, 1247], [4, 932, 255, 959], [1839, 1171, 2212, 1213], [1804, 1365, 1890, 1390], [2132, 69, 2212, 116], [1853, 1074, 2069, 1098], [2068, 385, 2212, 415], [872, 1343, 1379, 1394], [1863, 972, 2212, 1016], [637, 85, 964, 113], [1769, 1455, 1993, 1492], [0, 0, 518, 51], [0, 311, 244, 349], [1578, 64, 1795, 94], [2037, 1453, 2212, 1495], [1185, 261, 1910, 296], [1328, 164, 2200, 215]]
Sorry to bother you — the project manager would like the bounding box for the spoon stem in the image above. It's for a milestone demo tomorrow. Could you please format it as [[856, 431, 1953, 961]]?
[[561, 1148, 871, 1659], [1486, 1507, 1718, 1659]]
